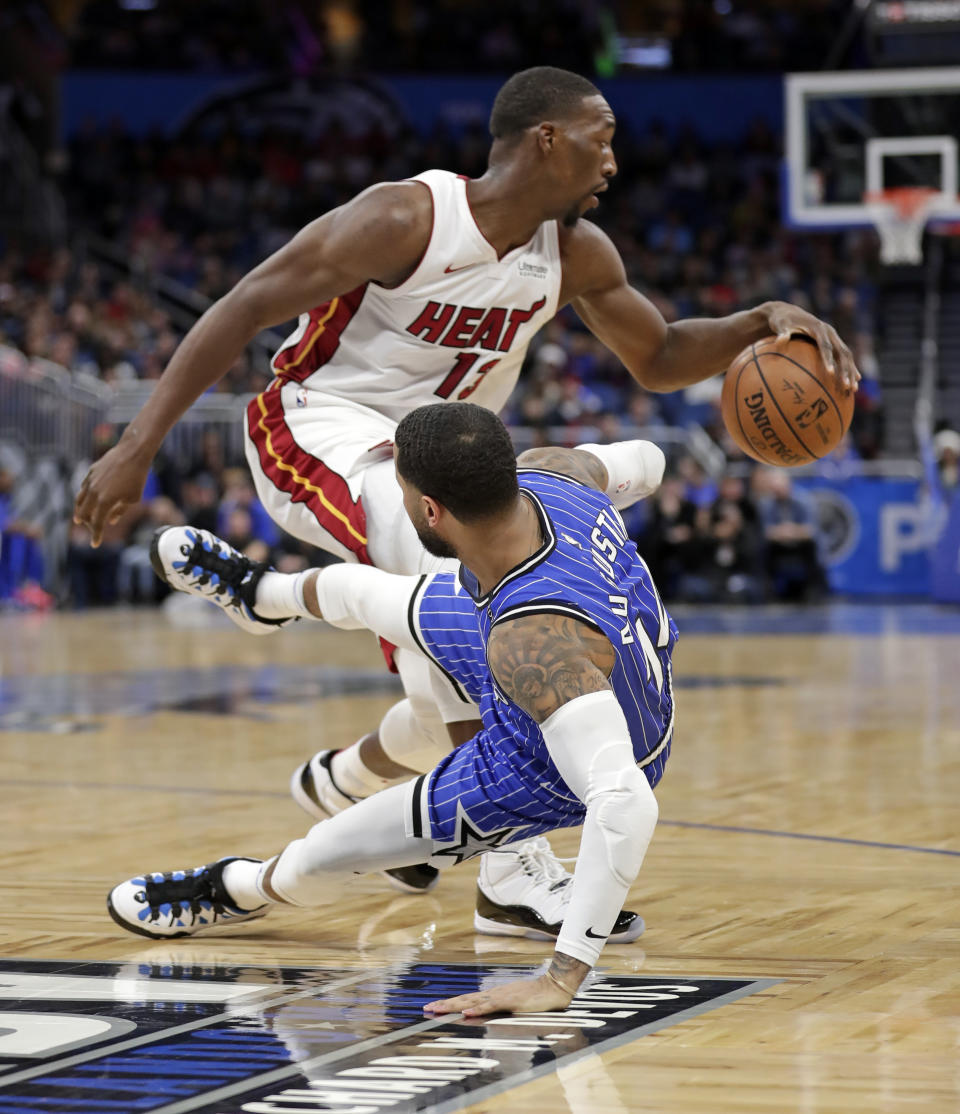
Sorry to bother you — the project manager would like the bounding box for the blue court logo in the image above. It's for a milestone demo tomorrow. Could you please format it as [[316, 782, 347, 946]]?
[[0, 958, 776, 1113]]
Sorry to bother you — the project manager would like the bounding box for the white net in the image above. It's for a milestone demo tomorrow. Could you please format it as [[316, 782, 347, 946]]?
[[866, 188, 939, 265]]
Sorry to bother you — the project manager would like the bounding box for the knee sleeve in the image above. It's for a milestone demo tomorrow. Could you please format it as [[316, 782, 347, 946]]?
[[378, 696, 448, 773], [381, 650, 466, 771]]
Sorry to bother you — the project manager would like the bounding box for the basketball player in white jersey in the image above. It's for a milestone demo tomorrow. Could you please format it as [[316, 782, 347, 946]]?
[[74, 66, 858, 932]]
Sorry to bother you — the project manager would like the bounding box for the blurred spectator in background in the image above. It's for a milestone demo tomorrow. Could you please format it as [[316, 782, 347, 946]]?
[[814, 431, 861, 480], [751, 468, 827, 602], [216, 468, 280, 550], [934, 428, 960, 493], [179, 473, 220, 533], [849, 338, 884, 460], [675, 454, 717, 509], [0, 446, 52, 609], [117, 495, 185, 603], [640, 474, 703, 599], [221, 505, 267, 564], [699, 473, 764, 602]]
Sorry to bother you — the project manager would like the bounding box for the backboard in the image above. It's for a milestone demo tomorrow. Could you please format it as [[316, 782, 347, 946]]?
[[783, 66, 960, 251]]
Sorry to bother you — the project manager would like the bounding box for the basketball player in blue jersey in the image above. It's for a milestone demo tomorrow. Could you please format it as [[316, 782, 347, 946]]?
[[75, 65, 857, 934], [108, 403, 678, 1015]]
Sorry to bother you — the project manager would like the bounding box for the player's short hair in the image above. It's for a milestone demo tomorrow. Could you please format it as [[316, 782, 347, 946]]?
[[489, 66, 601, 141], [395, 403, 519, 522]]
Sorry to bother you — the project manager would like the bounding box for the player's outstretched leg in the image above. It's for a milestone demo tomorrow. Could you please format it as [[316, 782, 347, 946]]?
[[107, 857, 268, 940], [106, 783, 444, 943], [292, 743, 645, 943], [291, 746, 439, 895], [150, 526, 299, 635]]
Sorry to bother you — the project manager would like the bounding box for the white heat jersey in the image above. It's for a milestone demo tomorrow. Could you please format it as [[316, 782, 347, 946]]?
[[270, 169, 561, 422]]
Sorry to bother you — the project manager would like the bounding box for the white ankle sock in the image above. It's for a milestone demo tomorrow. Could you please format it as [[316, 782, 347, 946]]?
[[222, 858, 271, 910], [255, 570, 314, 619], [330, 744, 393, 798]]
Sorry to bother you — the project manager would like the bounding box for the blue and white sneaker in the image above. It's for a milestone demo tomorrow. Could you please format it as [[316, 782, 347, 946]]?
[[107, 857, 268, 939], [150, 526, 293, 636]]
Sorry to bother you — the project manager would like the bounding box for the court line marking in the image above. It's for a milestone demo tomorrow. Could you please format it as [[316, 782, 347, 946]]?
[[149, 977, 780, 1114], [427, 978, 781, 1114], [0, 969, 376, 1089], [658, 819, 960, 857], [0, 778, 291, 798], [148, 1016, 456, 1114], [3, 780, 958, 858]]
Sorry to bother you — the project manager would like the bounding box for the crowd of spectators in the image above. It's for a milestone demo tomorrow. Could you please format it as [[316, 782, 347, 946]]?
[[59, 105, 888, 426], [635, 465, 828, 605], [0, 248, 188, 389], [67, 1, 851, 76], [2, 71, 893, 610], [1, 414, 831, 611]]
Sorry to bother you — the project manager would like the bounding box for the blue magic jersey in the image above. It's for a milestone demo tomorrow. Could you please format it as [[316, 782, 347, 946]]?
[[409, 469, 678, 853]]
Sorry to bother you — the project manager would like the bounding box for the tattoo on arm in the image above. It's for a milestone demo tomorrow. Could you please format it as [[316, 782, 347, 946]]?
[[516, 447, 608, 492], [549, 951, 591, 994], [486, 613, 616, 722]]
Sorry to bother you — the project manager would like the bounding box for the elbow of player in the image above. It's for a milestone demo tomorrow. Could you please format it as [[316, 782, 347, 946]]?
[[222, 276, 277, 334], [626, 352, 675, 393], [591, 774, 658, 886], [637, 441, 666, 495], [624, 776, 659, 847]]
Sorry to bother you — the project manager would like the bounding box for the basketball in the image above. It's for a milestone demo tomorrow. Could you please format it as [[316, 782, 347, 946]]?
[[721, 334, 855, 466]]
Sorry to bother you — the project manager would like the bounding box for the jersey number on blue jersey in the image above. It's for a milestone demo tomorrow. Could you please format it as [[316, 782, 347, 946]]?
[[591, 507, 670, 695]]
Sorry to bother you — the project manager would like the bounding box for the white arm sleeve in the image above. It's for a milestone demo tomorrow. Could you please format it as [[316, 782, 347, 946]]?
[[576, 440, 666, 509], [540, 690, 659, 967]]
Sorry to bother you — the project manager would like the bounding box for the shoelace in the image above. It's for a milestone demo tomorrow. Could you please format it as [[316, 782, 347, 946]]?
[[179, 535, 253, 606], [142, 868, 229, 926], [516, 837, 573, 892]]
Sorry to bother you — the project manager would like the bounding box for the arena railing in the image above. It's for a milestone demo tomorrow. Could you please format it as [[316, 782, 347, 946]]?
[[3, 345, 924, 482], [1, 345, 925, 602], [76, 234, 285, 376], [0, 346, 112, 463]]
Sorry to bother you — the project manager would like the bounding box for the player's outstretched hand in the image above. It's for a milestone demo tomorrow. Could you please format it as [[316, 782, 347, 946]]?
[[764, 301, 860, 393], [73, 443, 151, 547], [423, 973, 574, 1018]]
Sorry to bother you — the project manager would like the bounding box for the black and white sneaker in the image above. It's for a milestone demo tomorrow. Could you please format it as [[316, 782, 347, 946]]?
[[107, 857, 268, 939], [150, 526, 294, 636], [290, 749, 360, 818], [474, 837, 645, 943], [291, 749, 440, 895]]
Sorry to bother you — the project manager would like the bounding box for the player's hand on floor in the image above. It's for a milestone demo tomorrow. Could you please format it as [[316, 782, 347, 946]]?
[[423, 973, 574, 1018]]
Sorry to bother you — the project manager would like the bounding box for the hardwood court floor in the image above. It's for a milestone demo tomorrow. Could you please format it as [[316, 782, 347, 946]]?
[[1, 601, 959, 1112]]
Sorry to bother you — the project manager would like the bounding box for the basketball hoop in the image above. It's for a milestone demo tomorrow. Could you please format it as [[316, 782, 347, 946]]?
[[864, 187, 942, 265]]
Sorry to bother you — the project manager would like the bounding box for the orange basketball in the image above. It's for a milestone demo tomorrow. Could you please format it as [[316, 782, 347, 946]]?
[[721, 334, 854, 467]]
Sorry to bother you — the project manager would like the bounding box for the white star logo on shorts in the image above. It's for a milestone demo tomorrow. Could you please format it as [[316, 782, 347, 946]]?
[[431, 803, 526, 865]]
